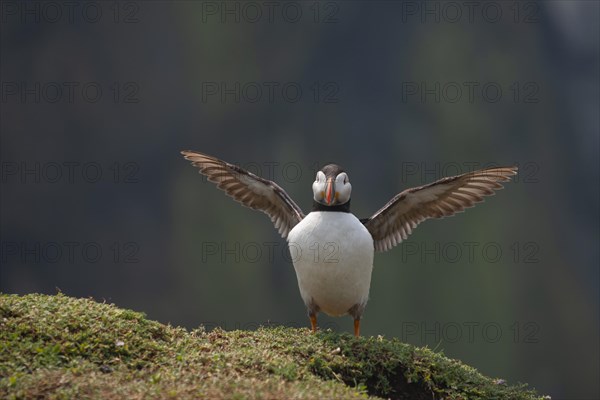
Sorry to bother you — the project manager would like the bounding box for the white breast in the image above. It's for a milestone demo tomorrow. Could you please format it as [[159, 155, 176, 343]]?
[[287, 212, 374, 317]]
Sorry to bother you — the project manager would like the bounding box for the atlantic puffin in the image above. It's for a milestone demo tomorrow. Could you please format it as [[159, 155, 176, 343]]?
[[181, 151, 517, 336]]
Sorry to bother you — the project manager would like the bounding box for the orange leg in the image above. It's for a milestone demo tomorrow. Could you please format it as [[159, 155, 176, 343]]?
[[310, 315, 317, 333], [354, 319, 361, 337]]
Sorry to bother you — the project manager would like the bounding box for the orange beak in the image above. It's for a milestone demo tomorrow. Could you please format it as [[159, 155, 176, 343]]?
[[325, 178, 334, 205]]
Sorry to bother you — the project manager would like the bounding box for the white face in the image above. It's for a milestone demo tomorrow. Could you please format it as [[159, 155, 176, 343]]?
[[312, 171, 352, 205]]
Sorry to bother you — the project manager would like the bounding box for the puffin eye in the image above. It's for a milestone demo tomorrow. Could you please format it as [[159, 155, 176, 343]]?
[[339, 173, 348, 184], [316, 171, 325, 183]]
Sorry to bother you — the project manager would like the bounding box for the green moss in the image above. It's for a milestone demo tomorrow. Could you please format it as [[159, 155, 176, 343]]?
[[0, 293, 548, 399]]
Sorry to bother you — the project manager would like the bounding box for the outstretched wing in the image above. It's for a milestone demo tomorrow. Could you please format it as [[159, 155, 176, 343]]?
[[362, 167, 517, 252], [181, 150, 305, 238]]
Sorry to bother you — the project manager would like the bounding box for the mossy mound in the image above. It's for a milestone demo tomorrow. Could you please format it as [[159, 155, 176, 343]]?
[[0, 293, 548, 399]]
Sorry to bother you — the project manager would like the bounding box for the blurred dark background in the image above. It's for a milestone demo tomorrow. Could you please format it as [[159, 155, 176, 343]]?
[[1, 1, 598, 398]]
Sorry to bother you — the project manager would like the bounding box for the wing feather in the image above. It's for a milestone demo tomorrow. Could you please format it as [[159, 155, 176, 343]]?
[[363, 167, 517, 252], [181, 150, 305, 238]]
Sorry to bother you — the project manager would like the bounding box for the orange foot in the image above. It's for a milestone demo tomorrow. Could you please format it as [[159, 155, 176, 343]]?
[[354, 319, 360, 337], [310, 315, 317, 333]]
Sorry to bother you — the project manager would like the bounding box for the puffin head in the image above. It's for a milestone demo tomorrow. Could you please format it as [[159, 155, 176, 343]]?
[[312, 164, 351, 206]]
